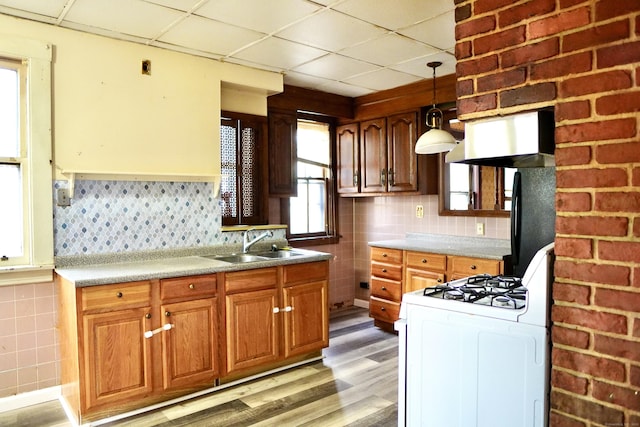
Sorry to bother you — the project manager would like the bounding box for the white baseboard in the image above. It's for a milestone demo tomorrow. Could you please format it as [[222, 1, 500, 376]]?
[[353, 298, 369, 309], [0, 386, 61, 413]]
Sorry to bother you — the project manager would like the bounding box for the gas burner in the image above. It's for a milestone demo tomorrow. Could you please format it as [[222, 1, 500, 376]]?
[[423, 274, 528, 310]]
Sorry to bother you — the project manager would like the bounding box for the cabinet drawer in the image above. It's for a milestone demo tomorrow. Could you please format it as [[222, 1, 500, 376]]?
[[160, 274, 217, 301], [448, 256, 502, 277], [370, 278, 401, 301], [225, 267, 277, 294], [405, 251, 446, 271], [283, 261, 328, 286], [371, 261, 402, 281], [369, 296, 400, 323], [82, 281, 151, 311], [371, 247, 402, 264]]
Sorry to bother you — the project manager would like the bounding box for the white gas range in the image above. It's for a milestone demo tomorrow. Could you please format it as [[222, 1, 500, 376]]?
[[396, 243, 554, 427]]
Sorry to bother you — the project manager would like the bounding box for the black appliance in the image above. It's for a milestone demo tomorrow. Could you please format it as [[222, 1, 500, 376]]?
[[511, 167, 556, 277]]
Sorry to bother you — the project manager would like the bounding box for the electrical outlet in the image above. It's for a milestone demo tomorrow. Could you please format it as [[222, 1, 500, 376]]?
[[416, 205, 424, 218], [476, 222, 485, 235], [359, 282, 369, 289], [57, 188, 71, 207]]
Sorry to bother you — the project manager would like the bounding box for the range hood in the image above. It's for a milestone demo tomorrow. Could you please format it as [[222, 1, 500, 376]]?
[[446, 110, 555, 168]]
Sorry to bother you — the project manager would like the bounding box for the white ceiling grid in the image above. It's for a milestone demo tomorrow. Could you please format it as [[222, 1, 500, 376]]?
[[0, 0, 456, 97]]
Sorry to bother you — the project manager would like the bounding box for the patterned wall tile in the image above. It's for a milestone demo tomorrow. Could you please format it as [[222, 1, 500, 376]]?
[[53, 180, 233, 256]]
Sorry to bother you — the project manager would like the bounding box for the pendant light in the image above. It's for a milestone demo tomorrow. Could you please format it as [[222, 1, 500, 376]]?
[[415, 61, 457, 154]]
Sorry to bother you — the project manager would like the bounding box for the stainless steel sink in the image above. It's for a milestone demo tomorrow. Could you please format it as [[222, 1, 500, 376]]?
[[201, 254, 268, 263], [256, 250, 303, 259]]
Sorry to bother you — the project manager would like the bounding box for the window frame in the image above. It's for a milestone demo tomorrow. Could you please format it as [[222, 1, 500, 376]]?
[[0, 36, 54, 285], [280, 113, 339, 246], [220, 110, 268, 226]]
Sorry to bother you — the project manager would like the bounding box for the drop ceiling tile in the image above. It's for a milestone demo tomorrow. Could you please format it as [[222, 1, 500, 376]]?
[[317, 80, 375, 97], [276, 9, 387, 51], [159, 15, 265, 56], [342, 68, 422, 91], [63, 0, 185, 39], [390, 52, 456, 78], [399, 11, 456, 50], [292, 53, 379, 81], [194, 0, 321, 34], [143, 0, 203, 12], [233, 37, 327, 70], [0, 0, 67, 17], [334, 0, 451, 31], [339, 33, 439, 67], [283, 71, 335, 90]]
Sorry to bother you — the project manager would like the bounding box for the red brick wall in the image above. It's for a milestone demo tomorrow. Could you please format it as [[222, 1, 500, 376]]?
[[455, 0, 640, 425]]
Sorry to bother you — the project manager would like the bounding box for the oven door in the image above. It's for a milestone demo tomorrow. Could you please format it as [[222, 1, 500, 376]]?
[[405, 303, 549, 427]]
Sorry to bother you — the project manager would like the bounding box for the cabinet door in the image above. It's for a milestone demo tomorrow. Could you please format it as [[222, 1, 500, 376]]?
[[387, 111, 419, 192], [82, 307, 153, 411], [336, 123, 360, 194], [282, 280, 328, 358], [161, 298, 218, 390], [405, 268, 445, 293], [268, 111, 297, 197], [360, 118, 387, 193], [226, 288, 280, 373]]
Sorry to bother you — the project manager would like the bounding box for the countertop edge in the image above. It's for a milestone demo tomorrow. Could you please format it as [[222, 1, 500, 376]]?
[[56, 250, 332, 287], [368, 234, 511, 260]]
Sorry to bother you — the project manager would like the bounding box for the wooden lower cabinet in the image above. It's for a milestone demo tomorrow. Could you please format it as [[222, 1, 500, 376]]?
[[226, 287, 280, 372], [58, 260, 329, 424], [82, 306, 153, 410], [161, 298, 218, 390], [224, 261, 329, 377], [283, 279, 328, 358], [58, 276, 220, 424], [369, 247, 504, 329], [404, 251, 446, 293]]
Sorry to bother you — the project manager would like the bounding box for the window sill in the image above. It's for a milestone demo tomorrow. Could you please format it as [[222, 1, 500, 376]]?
[[287, 235, 340, 247], [0, 265, 54, 286]]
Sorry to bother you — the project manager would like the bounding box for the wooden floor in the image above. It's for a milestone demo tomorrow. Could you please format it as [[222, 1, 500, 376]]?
[[0, 307, 399, 427]]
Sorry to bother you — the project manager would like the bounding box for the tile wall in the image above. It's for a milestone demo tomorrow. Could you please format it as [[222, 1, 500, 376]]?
[[352, 194, 510, 301], [0, 282, 58, 397]]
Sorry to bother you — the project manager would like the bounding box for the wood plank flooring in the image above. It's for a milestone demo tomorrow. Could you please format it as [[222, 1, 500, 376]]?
[[0, 307, 399, 427]]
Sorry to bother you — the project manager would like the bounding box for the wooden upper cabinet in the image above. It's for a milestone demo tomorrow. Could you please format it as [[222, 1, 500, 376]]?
[[268, 110, 297, 197], [336, 123, 360, 194], [337, 110, 422, 196], [360, 117, 387, 193], [387, 111, 418, 193]]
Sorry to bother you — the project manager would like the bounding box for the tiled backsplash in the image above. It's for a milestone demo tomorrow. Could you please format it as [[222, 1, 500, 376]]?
[[53, 180, 260, 256]]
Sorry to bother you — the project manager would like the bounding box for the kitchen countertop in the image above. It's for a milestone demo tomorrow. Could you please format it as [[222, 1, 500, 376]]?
[[369, 233, 511, 260], [55, 242, 331, 287]]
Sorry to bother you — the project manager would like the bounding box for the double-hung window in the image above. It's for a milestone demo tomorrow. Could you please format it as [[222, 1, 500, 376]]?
[[0, 36, 53, 285], [282, 116, 338, 245]]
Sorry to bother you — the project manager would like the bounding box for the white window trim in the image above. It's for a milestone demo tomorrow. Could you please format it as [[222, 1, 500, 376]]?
[[0, 35, 53, 286]]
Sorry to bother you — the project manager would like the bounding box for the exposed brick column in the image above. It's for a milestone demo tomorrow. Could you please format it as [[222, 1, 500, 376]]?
[[454, 0, 640, 425]]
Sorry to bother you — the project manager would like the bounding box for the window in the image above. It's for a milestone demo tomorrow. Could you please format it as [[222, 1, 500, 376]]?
[[220, 111, 268, 226], [444, 162, 516, 212], [281, 116, 338, 245], [0, 36, 54, 285]]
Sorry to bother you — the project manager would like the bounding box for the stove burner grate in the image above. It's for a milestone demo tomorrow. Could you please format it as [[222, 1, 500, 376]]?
[[422, 274, 528, 310]]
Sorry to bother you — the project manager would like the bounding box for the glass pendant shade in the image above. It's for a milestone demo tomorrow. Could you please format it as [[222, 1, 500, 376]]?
[[415, 127, 457, 154], [415, 61, 457, 154]]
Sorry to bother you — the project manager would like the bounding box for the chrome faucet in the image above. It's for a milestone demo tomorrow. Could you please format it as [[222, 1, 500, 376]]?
[[242, 228, 274, 253]]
